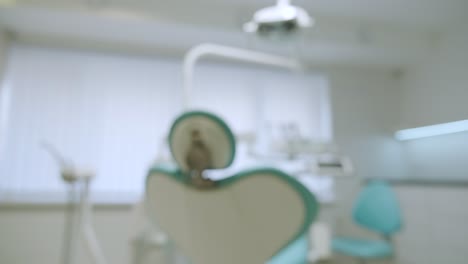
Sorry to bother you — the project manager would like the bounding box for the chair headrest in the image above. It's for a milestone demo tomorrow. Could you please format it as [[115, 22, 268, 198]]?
[[169, 111, 236, 172]]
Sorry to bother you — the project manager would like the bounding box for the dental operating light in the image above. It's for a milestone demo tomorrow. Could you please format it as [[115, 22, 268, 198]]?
[[395, 120, 468, 141], [243, 0, 313, 38]]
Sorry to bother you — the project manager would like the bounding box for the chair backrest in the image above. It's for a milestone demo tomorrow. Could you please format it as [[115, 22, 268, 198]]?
[[145, 166, 318, 264], [353, 180, 402, 236], [169, 111, 236, 172]]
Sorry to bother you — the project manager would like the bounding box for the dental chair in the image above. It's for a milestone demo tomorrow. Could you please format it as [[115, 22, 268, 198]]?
[[145, 111, 319, 264]]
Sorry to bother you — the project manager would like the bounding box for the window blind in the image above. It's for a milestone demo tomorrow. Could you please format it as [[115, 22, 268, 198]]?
[[0, 44, 330, 203]]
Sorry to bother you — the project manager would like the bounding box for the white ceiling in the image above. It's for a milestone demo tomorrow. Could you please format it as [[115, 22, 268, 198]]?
[[236, 0, 468, 29], [1, 0, 466, 67], [15, 0, 467, 30]]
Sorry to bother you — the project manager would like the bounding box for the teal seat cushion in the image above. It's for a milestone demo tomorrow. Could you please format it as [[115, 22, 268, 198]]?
[[268, 235, 308, 264], [353, 181, 402, 235], [332, 237, 393, 258]]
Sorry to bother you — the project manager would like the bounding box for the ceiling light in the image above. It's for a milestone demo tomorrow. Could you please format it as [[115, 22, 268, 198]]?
[[395, 120, 468, 141]]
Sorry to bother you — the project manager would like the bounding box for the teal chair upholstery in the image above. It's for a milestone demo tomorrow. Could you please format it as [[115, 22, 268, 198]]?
[[333, 181, 402, 261], [268, 235, 309, 264]]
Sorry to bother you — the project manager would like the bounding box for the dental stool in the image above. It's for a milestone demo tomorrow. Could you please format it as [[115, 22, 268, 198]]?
[[145, 111, 319, 264], [332, 181, 402, 263]]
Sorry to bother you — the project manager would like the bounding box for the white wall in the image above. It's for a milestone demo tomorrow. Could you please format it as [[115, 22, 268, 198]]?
[[0, 28, 11, 198], [0, 27, 10, 106], [394, 185, 468, 264], [380, 25, 468, 264], [0, 28, 9, 79], [329, 67, 407, 181], [399, 26, 468, 181], [400, 27, 468, 127], [0, 205, 138, 264]]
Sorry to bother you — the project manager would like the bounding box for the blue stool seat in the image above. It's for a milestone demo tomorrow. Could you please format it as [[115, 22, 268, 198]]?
[[332, 237, 393, 258], [332, 181, 401, 261]]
